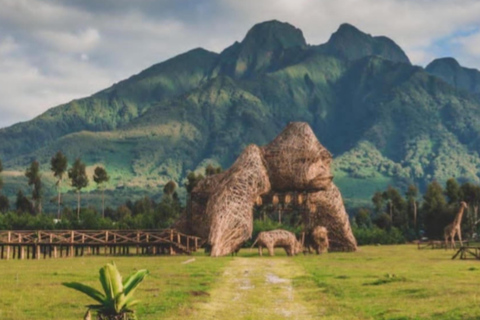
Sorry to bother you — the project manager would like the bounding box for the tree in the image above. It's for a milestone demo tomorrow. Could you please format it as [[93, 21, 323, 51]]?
[[355, 208, 371, 228], [405, 184, 419, 231], [445, 178, 462, 204], [16, 190, 33, 214], [185, 172, 204, 194], [63, 262, 149, 320], [374, 213, 392, 230], [93, 166, 109, 218], [205, 164, 222, 176], [68, 158, 89, 219], [460, 182, 480, 237], [382, 186, 407, 229], [0, 158, 7, 213], [163, 180, 177, 197], [0, 195, 8, 213], [185, 172, 205, 233], [372, 191, 385, 214], [422, 181, 447, 238], [25, 160, 42, 215], [0, 158, 3, 191], [50, 151, 68, 219]]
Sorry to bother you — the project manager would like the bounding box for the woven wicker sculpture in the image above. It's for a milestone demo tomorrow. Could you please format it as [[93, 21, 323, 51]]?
[[305, 226, 329, 254], [251, 229, 303, 256], [188, 122, 357, 256]]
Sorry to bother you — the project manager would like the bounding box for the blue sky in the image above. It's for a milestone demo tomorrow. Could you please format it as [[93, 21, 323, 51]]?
[[1, 0, 480, 128]]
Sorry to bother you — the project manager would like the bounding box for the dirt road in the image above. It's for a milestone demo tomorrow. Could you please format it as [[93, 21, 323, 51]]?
[[180, 257, 320, 320]]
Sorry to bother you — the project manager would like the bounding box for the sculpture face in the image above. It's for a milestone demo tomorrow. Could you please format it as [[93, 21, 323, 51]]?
[[263, 122, 334, 191]]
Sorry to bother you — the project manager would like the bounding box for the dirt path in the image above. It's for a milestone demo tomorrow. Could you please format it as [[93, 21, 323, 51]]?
[[180, 257, 319, 320]]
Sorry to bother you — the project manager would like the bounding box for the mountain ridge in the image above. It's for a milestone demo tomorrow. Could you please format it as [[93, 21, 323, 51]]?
[[2, 20, 480, 209]]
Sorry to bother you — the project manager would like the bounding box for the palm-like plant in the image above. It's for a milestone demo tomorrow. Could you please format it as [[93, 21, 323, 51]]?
[[63, 263, 149, 320]]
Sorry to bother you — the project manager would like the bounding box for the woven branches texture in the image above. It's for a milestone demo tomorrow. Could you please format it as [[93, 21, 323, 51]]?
[[252, 229, 303, 256], [187, 122, 357, 256], [207, 145, 271, 257], [312, 226, 329, 254], [262, 123, 333, 191], [306, 185, 357, 251]]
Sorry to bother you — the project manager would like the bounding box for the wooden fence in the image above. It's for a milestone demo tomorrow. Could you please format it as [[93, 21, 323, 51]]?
[[417, 240, 468, 250], [0, 229, 202, 260], [452, 246, 480, 260]]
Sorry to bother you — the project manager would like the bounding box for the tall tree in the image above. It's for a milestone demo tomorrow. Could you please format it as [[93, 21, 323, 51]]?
[[50, 151, 68, 219], [25, 160, 42, 215], [0, 158, 7, 213], [0, 195, 8, 213], [422, 181, 447, 238], [163, 180, 177, 197], [405, 184, 419, 231], [355, 208, 371, 228], [372, 191, 385, 214], [0, 158, 3, 191], [93, 166, 109, 218], [185, 172, 205, 233], [382, 186, 407, 229], [68, 158, 89, 219], [16, 190, 33, 214], [460, 182, 480, 237], [185, 172, 204, 194], [445, 178, 462, 204]]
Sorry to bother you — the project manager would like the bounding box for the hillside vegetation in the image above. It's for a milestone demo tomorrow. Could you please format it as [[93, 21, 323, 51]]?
[[2, 20, 480, 208]]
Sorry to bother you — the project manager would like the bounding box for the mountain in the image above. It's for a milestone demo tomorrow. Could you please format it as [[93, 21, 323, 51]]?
[[316, 23, 411, 64], [2, 20, 480, 209], [426, 57, 480, 97]]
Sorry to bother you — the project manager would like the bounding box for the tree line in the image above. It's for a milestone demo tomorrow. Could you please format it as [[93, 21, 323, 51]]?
[[0, 152, 110, 220], [352, 179, 480, 244], [0, 156, 221, 231]]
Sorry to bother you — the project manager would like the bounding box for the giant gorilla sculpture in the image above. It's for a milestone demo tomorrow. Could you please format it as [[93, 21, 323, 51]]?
[[187, 122, 357, 257]]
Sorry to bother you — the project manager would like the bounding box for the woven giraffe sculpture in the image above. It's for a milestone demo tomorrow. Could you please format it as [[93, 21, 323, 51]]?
[[444, 201, 468, 249]]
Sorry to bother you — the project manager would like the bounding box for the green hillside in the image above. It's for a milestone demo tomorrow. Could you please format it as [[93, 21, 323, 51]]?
[[2, 20, 480, 210]]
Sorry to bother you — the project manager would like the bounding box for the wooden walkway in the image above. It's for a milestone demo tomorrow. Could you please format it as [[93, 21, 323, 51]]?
[[452, 246, 480, 260], [0, 229, 202, 260]]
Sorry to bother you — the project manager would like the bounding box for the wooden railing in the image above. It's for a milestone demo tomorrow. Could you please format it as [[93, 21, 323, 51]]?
[[0, 229, 202, 260], [417, 240, 468, 250], [452, 246, 480, 260]]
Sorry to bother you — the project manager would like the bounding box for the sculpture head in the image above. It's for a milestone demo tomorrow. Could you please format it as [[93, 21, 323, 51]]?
[[294, 239, 304, 255], [313, 226, 329, 253], [461, 201, 468, 209], [262, 122, 333, 191]]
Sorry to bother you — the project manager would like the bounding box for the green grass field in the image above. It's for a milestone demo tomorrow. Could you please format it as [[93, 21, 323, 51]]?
[[0, 245, 479, 319]]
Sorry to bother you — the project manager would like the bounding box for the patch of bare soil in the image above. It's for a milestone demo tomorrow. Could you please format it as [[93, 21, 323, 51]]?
[[178, 258, 317, 320]]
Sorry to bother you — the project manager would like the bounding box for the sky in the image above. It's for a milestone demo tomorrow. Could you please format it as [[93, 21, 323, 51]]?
[[1, 0, 480, 129]]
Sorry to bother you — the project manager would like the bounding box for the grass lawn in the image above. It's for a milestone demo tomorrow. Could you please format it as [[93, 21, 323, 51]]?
[[295, 245, 480, 320], [0, 255, 230, 320], [0, 245, 479, 319]]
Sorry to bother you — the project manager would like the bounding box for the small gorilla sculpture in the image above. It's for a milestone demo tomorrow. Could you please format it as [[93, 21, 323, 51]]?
[[251, 229, 303, 256], [304, 226, 329, 254]]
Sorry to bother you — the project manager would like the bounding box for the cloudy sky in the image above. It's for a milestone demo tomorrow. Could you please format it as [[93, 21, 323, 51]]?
[[1, 0, 480, 128]]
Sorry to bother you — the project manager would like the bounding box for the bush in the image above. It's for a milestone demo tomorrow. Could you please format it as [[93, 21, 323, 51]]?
[[353, 226, 405, 245]]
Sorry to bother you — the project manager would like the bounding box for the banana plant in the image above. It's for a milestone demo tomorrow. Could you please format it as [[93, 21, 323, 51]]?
[[63, 263, 149, 320]]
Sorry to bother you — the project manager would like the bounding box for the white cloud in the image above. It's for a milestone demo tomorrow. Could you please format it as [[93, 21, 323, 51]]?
[[455, 32, 480, 56], [222, 0, 480, 66], [0, 35, 113, 127], [38, 28, 100, 53]]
